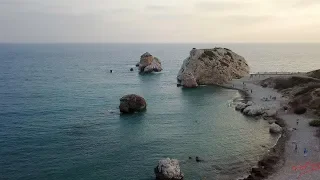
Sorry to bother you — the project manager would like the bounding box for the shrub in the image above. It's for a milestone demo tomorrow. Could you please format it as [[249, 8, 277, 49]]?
[[309, 120, 320, 127]]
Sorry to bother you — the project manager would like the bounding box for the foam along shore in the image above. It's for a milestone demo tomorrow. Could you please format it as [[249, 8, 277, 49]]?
[[227, 74, 320, 180]]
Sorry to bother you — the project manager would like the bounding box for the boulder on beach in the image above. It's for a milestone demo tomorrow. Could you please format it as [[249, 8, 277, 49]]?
[[137, 52, 162, 73], [243, 105, 266, 116], [263, 109, 278, 117], [269, 123, 282, 134], [154, 158, 184, 180], [177, 48, 250, 88], [119, 94, 147, 113], [235, 102, 248, 111]]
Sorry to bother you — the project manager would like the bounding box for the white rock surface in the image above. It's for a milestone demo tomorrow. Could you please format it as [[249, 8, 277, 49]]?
[[154, 158, 184, 180], [177, 48, 249, 88], [235, 102, 249, 111], [263, 109, 278, 117], [269, 123, 283, 134], [243, 105, 266, 116], [138, 52, 162, 73]]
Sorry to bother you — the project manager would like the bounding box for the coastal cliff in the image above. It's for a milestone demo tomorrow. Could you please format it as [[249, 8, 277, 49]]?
[[177, 48, 250, 88]]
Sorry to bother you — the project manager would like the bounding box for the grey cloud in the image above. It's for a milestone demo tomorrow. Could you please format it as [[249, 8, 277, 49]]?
[[194, 1, 251, 12], [145, 5, 173, 11], [0, 0, 38, 5]]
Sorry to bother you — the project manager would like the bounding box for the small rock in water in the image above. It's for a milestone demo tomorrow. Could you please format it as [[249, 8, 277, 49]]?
[[154, 158, 184, 180], [196, 156, 203, 162], [130, 68, 134, 71], [188, 156, 192, 160]]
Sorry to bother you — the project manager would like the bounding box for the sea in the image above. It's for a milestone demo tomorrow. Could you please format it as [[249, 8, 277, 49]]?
[[0, 43, 319, 180]]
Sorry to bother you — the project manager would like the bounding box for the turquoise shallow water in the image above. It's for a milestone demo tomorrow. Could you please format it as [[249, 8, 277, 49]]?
[[0, 44, 319, 180]]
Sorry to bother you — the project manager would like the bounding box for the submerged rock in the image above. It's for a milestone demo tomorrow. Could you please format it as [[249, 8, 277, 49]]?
[[269, 123, 282, 134], [154, 158, 184, 180], [119, 94, 147, 113], [177, 48, 249, 88], [137, 52, 162, 73]]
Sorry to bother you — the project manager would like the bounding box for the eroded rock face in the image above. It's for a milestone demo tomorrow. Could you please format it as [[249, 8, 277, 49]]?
[[138, 52, 162, 73], [177, 48, 249, 88], [269, 123, 282, 134], [119, 94, 147, 113], [154, 158, 184, 180]]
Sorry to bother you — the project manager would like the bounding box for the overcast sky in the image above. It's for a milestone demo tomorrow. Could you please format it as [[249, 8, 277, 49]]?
[[1, 0, 320, 43]]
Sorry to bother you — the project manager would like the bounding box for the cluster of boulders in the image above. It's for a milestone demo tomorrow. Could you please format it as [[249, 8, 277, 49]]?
[[137, 52, 163, 73], [235, 101, 282, 134], [154, 158, 184, 180], [177, 48, 250, 88]]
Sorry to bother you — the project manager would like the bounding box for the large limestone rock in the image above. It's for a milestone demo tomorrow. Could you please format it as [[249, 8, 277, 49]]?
[[138, 52, 162, 73], [154, 158, 184, 180], [269, 123, 282, 134], [177, 48, 249, 87], [119, 94, 147, 113]]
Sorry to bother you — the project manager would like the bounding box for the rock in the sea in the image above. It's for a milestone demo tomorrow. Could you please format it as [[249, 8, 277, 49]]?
[[180, 72, 198, 88], [154, 158, 184, 180], [137, 52, 162, 73], [269, 123, 282, 134], [119, 94, 147, 113], [243, 105, 265, 116], [177, 48, 249, 88]]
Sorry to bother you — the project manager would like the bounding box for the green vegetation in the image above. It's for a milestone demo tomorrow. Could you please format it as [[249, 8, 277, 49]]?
[[309, 119, 320, 127], [204, 50, 214, 57]]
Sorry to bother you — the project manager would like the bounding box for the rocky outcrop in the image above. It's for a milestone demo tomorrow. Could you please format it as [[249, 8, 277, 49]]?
[[260, 73, 320, 116], [154, 158, 184, 180], [119, 94, 147, 113], [307, 69, 320, 79], [137, 52, 162, 73], [177, 48, 249, 88], [269, 123, 282, 134]]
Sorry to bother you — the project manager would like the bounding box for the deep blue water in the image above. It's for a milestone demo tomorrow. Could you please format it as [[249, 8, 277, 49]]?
[[0, 44, 319, 180]]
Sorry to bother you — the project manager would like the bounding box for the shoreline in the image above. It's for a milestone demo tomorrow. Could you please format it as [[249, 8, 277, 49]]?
[[225, 76, 320, 180], [224, 77, 289, 180]]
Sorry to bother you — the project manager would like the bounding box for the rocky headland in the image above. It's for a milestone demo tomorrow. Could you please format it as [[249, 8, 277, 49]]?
[[177, 48, 250, 88]]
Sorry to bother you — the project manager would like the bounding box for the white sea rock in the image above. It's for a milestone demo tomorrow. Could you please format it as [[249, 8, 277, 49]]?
[[154, 158, 184, 180], [138, 52, 162, 73], [177, 48, 249, 88]]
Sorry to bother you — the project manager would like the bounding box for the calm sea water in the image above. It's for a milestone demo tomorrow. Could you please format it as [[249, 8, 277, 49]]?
[[0, 44, 319, 180]]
